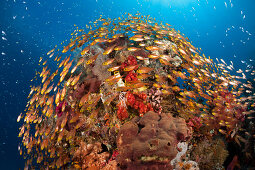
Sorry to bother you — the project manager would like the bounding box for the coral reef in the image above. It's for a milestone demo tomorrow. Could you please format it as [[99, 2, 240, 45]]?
[[18, 13, 254, 169]]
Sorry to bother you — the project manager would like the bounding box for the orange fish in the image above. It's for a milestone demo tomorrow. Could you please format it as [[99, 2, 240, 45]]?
[[105, 74, 122, 82], [148, 54, 160, 59], [108, 65, 121, 72], [59, 58, 66, 68], [86, 53, 99, 65], [103, 45, 116, 55], [153, 83, 161, 88], [127, 47, 140, 52], [145, 46, 160, 51], [71, 65, 78, 74], [130, 36, 144, 42], [159, 59, 171, 66], [114, 46, 126, 51], [79, 92, 91, 107], [77, 57, 85, 66], [55, 89, 60, 105], [62, 45, 70, 53], [139, 43, 146, 47], [103, 58, 115, 66], [116, 86, 131, 91], [154, 40, 164, 45], [137, 73, 151, 80], [71, 72, 82, 86], [179, 48, 187, 55], [81, 46, 90, 55], [137, 67, 154, 74], [132, 82, 148, 89], [136, 56, 146, 60], [59, 69, 68, 82], [123, 65, 139, 72], [172, 86, 181, 92], [104, 93, 119, 105]]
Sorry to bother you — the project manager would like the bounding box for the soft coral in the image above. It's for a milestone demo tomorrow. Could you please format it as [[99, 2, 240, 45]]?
[[126, 91, 153, 117]]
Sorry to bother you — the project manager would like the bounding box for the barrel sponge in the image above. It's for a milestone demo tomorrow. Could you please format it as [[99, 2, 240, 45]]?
[[116, 111, 192, 169]]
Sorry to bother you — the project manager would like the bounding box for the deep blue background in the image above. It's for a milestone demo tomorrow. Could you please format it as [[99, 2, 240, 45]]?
[[0, 0, 254, 169]]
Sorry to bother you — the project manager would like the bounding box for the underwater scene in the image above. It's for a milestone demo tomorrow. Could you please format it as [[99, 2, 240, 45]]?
[[1, 0, 255, 169]]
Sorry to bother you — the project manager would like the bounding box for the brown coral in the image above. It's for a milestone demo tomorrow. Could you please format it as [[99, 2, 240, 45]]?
[[73, 141, 110, 169], [116, 111, 192, 169], [190, 138, 228, 170]]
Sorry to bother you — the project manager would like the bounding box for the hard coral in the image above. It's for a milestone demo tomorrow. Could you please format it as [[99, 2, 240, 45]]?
[[171, 142, 199, 170], [73, 141, 110, 169], [190, 138, 228, 170], [116, 111, 192, 169]]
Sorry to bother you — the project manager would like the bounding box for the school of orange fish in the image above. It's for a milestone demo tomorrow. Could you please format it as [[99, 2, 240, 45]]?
[[17, 13, 254, 169]]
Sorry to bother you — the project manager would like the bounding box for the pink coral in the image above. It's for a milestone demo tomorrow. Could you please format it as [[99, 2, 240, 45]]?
[[187, 116, 202, 130], [56, 101, 67, 117]]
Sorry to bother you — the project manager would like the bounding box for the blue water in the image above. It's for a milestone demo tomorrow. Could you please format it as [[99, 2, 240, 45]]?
[[0, 0, 254, 169]]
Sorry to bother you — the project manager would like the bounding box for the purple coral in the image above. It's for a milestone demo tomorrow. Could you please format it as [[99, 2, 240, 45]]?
[[56, 101, 66, 117]]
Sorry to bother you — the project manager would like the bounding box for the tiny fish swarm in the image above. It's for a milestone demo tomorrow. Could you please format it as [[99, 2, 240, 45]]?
[[17, 13, 254, 169]]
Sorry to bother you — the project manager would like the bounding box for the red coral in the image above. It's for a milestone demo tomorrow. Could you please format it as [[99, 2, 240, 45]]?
[[117, 102, 129, 120], [127, 55, 137, 65], [187, 116, 202, 130], [126, 91, 136, 106], [108, 150, 119, 163], [125, 71, 138, 82], [126, 91, 153, 117], [121, 55, 137, 70]]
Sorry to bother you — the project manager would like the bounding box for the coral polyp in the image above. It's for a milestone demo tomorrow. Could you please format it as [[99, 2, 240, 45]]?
[[18, 13, 254, 169]]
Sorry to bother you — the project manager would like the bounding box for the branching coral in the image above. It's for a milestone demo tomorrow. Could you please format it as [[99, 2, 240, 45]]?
[[171, 142, 199, 170]]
